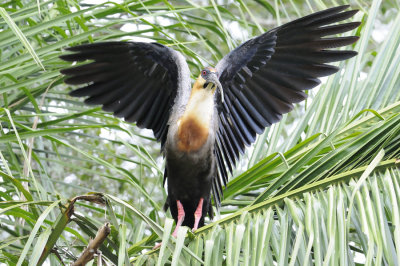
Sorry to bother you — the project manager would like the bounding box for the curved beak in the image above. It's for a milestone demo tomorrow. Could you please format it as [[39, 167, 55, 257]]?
[[208, 74, 224, 103]]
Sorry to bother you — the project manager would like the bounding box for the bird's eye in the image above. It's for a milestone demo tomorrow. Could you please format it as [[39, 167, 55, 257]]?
[[202, 70, 207, 76]]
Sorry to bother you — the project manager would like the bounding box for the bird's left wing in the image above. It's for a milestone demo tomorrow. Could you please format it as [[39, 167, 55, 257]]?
[[60, 41, 189, 148], [213, 5, 360, 204]]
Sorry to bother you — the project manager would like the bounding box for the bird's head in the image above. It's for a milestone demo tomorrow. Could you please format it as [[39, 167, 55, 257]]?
[[197, 67, 224, 102]]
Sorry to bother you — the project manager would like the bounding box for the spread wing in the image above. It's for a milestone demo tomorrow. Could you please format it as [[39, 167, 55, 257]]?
[[212, 5, 360, 204], [60, 41, 190, 149]]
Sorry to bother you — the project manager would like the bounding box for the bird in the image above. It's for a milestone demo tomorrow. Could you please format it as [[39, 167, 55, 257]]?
[[60, 5, 360, 237]]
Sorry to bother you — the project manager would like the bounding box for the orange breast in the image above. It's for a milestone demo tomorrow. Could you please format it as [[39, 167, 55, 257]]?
[[177, 115, 209, 152], [177, 75, 215, 152]]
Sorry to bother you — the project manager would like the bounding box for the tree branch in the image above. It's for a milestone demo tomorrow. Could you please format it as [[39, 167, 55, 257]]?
[[72, 223, 111, 266]]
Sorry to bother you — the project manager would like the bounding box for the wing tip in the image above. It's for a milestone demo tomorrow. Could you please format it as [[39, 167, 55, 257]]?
[[347, 50, 358, 58], [69, 88, 83, 97], [349, 35, 360, 44], [333, 4, 351, 11], [59, 54, 75, 62], [83, 97, 100, 105], [327, 5, 360, 16], [63, 77, 83, 85], [59, 67, 71, 75], [347, 21, 362, 31], [346, 9, 360, 17]]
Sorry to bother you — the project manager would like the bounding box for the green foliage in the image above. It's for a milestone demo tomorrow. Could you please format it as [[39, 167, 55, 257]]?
[[0, 0, 399, 265]]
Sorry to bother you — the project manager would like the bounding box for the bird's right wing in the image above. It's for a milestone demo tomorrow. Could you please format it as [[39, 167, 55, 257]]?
[[60, 42, 190, 149], [212, 5, 360, 204]]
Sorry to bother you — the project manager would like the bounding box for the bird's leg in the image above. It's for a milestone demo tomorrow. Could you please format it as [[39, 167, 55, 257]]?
[[172, 200, 185, 238], [192, 198, 204, 232], [153, 201, 185, 249]]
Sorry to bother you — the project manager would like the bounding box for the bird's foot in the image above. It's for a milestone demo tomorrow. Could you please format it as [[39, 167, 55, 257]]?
[[153, 242, 162, 250], [192, 198, 204, 232], [171, 200, 185, 238], [154, 203, 184, 250]]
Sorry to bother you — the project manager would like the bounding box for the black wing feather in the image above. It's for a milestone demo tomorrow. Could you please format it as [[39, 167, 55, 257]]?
[[60, 41, 184, 146], [213, 5, 360, 203]]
